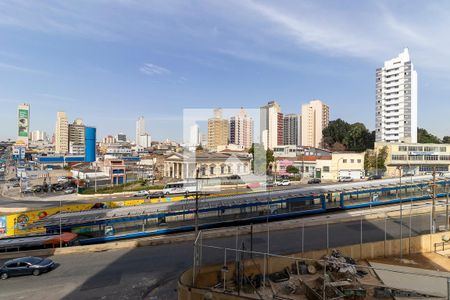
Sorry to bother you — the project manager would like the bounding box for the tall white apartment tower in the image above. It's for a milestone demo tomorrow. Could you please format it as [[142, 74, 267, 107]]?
[[55, 111, 69, 154], [301, 100, 329, 148], [229, 108, 254, 150], [376, 48, 417, 143], [260, 101, 282, 150], [135, 116, 145, 145]]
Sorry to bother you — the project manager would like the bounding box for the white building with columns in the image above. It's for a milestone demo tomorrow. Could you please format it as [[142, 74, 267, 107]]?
[[164, 151, 252, 180]]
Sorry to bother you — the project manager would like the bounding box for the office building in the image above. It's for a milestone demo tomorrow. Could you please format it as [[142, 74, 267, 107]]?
[[260, 101, 282, 150], [17, 103, 30, 146], [374, 142, 450, 176], [207, 108, 229, 151], [229, 108, 253, 150], [376, 48, 418, 143], [55, 111, 69, 154], [301, 100, 329, 148], [283, 114, 299, 146], [117, 133, 127, 143], [68, 118, 85, 155]]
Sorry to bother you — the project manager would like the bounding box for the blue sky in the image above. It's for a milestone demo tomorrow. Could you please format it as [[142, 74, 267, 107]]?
[[1, 0, 449, 142]]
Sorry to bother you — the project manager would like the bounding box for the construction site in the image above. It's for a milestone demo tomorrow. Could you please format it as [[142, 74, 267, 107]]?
[[178, 226, 450, 300]]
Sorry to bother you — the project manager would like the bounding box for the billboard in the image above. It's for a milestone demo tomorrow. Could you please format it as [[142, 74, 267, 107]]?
[[0, 216, 6, 236], [18, 105, 30, 139]]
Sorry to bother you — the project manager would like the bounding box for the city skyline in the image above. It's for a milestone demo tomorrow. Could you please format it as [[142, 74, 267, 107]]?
[[1, 1, 450, 141]]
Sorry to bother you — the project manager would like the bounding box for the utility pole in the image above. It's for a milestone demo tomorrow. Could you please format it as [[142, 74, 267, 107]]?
[[195, 168, 199, 234], [432, 167, 437, 233], [446, 181, 449, 230], [398, 166, 403, 260]]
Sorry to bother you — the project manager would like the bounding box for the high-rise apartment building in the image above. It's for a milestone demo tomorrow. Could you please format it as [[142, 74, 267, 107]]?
[[207, 108, 229, 151], [283, 114, 300, 145], [375, 48, 417, 143], [30, 130, 48, 142], [260, 101, 282, 150], [301, 100, 329, 148], [69, 118, 85, 155], [17, 103, 30, 146], [189, 124, 201, 148], [136, 116, 145, 145], [229, 108, 253, 150], [55, 112, 69, 154]]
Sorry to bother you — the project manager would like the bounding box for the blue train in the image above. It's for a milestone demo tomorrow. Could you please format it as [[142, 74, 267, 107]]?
[[28, 179, 450, 246]]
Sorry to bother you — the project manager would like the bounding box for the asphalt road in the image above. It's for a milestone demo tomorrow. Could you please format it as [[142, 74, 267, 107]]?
[[0, 212, 446, 300]]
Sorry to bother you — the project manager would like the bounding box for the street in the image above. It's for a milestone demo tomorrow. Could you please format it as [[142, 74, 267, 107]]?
[[0, 212, 445, 300]]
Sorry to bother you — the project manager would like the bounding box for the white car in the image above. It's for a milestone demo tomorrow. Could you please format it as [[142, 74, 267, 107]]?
[[339, 176, 353, 182], [277, 180, 291, 186], [133, 190, 149, 197]]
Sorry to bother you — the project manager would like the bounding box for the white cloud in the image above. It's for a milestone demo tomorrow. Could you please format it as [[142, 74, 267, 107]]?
[[0, 62, 47, 74], [139, 63, 171, 76]]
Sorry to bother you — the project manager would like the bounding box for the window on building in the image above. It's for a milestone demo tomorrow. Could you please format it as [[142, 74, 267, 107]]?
[[221, 166, 225, 174], [424, 155, 439, 161], [323, 166, 330, 172], [343, 159, 347, 163], [210, 166, 215, 174], [357, 159, 361, 163], [392, 155, 407, 161], [350, 159, 354, 163]]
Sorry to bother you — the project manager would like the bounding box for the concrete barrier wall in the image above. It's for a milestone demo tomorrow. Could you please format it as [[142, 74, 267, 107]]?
[[178, 230, 450, 300]]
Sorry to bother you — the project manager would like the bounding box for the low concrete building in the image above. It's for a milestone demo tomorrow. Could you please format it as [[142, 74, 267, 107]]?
[[316, 152, 365, 180], [375, 142, 450, 176], [275, 152, 365, 180], [164, 151, 252, 180]]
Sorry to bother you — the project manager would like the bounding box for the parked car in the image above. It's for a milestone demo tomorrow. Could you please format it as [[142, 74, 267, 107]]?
[[265, 181, 275, 188], [0, 256, 55, 280], [276, 180, 291, 186], [338, 176, 353, 182], [367, 175, 382, 180], [12, 182, 20, 188], [308, 178, 321, 184], [32, 185, 43, 193], [146, 191, 164, 199], [22, 187, 34, 194], [64, 187, 75, 194], [133, 190, 149, 197], [402, 173, 414, 177]]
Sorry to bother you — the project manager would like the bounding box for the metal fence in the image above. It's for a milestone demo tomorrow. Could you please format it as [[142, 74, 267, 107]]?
[[191, 201, 450, 298]]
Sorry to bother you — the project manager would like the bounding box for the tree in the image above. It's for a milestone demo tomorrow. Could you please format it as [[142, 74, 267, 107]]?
[[364, 146, 387, 174], [322, 119, 351, 149], [443, 136, 450, 144], [322, 119, 374, 152], [417, 128, 442, 144], [286, 165, 299, 174], [343, 123, 374, 152]]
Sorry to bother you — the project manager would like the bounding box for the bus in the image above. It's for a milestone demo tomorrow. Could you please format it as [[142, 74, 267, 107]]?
[[162, 181, 198, 195]]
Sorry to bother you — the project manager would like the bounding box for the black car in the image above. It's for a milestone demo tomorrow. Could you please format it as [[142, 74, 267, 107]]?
[[0, 256, 55, 280], [308, 178, 321, 184], [367, 175, 382, 180]]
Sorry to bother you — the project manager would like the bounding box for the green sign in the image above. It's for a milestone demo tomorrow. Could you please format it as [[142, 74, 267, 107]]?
[[18, 108, 29, 137]]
